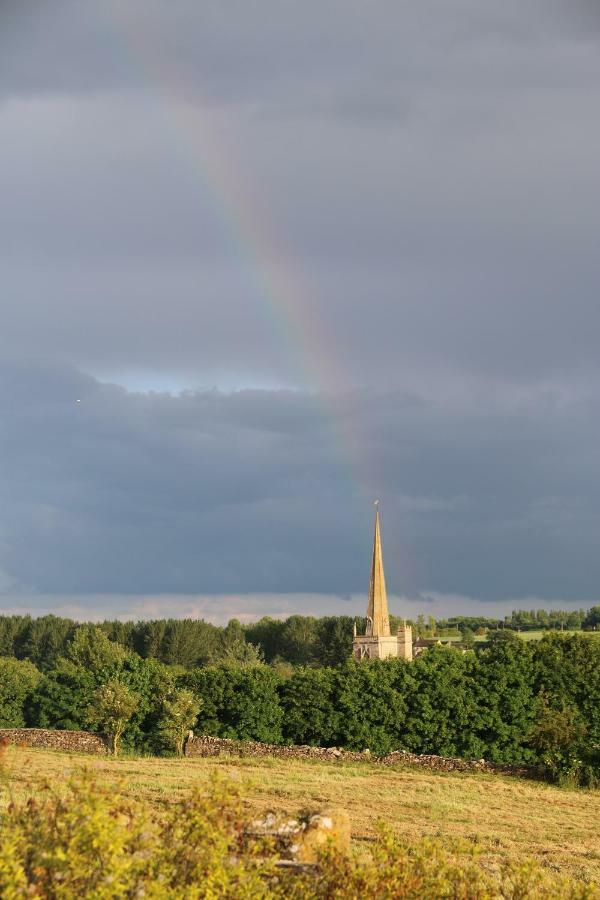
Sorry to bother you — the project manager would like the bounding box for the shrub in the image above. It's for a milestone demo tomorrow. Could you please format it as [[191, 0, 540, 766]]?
[[529, 698, 596, 788], [0, 757, 595, 898]]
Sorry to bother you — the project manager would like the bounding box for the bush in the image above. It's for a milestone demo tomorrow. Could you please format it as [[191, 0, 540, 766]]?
[[0, 758, 594, 899], [529, 699, 597, 788], [0, 768, 276, 898]]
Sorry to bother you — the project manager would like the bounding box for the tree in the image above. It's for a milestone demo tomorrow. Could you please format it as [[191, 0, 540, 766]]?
[[582, 606, 600, 631], [87, 680, 139, 755], [460, 626, 475, 647], [529, 697, 589, 785], [16, 615, 75, 669], [30, 659, 98, 731], [67, 625, 126, 674], [488, 629, 519, 644], [0, 616, 29, 657], [244, 617, 286, 663], [0, 657, 42, 727], [473, 641, 538, 764], [117, 654, 176, 753], [212, 619, 263, 667], [331, 659, 413, 754], [184, 665, 283, 743], [279, 668, 338, 746], [402, 649, 482, 759], [314, 617, 355, 666], [279, 616, 319, 666], [215, 639, 263, 667], [158, 689, 202, 755]]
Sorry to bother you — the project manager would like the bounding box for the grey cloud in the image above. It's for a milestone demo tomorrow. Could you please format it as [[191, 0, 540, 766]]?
[[2, 0, 600, 391], [1, 3, 600, 612], [3, 2, 600, 101], [2, 362, 600, 603]]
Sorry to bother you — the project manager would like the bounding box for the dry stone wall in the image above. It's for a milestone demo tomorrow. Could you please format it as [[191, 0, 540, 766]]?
[[0, 728, 536, 777], [0, 728, 107, 754], [186, 734, 536, 779]]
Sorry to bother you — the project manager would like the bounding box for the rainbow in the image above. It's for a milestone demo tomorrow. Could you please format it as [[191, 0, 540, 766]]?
[[96, 7, 378, 497]]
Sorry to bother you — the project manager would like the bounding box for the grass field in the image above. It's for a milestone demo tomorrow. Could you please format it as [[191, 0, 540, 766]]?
[[2, 746, 599, 885], [437, 630, 600, 643]]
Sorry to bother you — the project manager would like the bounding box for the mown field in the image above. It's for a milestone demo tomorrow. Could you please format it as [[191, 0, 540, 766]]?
[[2, 745, 599, 886]]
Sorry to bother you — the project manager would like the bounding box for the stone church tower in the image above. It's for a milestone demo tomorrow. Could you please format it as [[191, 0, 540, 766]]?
[[353, 503, 413, 661]]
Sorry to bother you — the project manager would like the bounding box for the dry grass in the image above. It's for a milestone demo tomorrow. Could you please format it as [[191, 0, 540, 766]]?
[[2, 746, 599, 885]]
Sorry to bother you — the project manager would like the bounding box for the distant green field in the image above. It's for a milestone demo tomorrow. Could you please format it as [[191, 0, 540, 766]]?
[[434, 629, 600, 644], [515, 629, 600, 642]]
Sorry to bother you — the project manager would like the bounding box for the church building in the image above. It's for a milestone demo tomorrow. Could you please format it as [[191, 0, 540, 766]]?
[[353, 503, 413, 661]]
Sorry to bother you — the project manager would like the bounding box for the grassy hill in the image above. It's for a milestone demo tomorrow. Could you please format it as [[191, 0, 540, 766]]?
[[3, 745, 599, 886]]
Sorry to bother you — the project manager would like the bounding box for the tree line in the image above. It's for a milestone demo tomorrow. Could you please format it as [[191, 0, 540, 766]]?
[[1, 608, 598, 672], [1, 620, 599, 784]]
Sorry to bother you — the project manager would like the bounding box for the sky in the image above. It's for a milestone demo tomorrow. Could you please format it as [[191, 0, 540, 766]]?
[[1, 1, 600, 624]]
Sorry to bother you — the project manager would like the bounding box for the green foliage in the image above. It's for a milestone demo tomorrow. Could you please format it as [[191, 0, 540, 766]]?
[[472, 640, 540, 764], [245, 616, 355, 668], [278, 616, 320, 666], [582, 605, 600, 631], [488, 629, 520, 643], [313, 617, 355, 667], [532, 634, 600, 782], [279, 668, 338, 746], [158, 689, 202, 755], [0, 658, 42, 728], [2, 613, 600, 780], [66, 625, 127, 674], [0, 771, 279, 899], [330, 660, 412, 754], [212, 620, 264, 667], [132, 618, 223, 667], [184, 664, 284, 743], [529, 698, 591, 787], [30, 659, 99, 731], [12, 615, 76, 670], [460, 625, 475, 647], [0, 607, 596, 672], [112, 654, 175, 753], [87, 680, 140, 755]]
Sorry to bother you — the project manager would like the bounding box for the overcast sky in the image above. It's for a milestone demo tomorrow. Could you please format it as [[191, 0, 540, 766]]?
[[1, 1, 600, 623]]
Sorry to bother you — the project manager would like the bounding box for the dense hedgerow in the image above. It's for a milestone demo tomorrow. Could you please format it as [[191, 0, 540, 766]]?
[[0, 750, 596, 899]]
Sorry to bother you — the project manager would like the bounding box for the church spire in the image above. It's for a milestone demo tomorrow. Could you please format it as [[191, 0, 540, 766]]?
[[366, 501, 390, 637]]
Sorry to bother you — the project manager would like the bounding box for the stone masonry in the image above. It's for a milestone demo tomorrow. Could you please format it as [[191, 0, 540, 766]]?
[[0, 728, 107, 754], [185, 734, 537, 779]]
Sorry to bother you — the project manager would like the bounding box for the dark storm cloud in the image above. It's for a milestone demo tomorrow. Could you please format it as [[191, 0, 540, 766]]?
[[1, 2, 600, 609], [1, 362, 600, 605]]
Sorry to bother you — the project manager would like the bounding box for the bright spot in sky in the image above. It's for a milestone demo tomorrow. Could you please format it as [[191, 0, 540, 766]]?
[[96, 370, 292, 395]]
